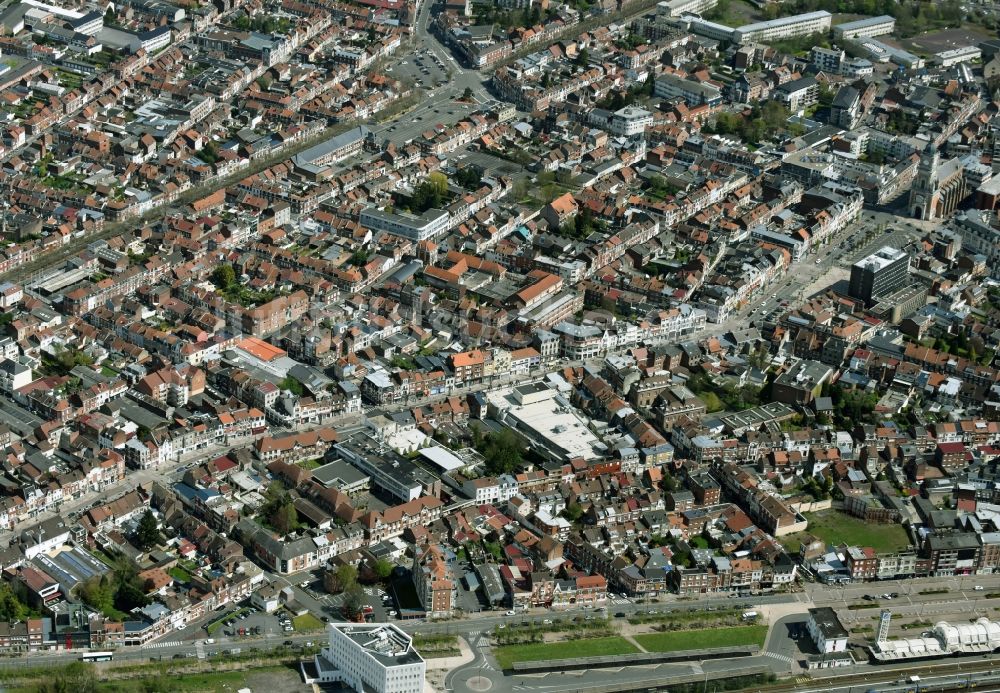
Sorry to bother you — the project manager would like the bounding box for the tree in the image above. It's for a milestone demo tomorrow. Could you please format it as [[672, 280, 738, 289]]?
[[342, 586, 365, 620], [270, 501, 298, 534], [817, 83, 836, 108], [115, 580, 149, 612], [196, 140, 220, 165], [406, 175, 449, 213], [279, 376, 304, 396], [560, 502, 584, 522], [427, 171, 448, 197], [462, 86, 474, 100], [135, 510, 160, 551], [575, 47, 589, 67], [477, 428, 525, 475], [212, 263, 236, 290], [104, 553, 149, 612], [454, 165, 484, 190], [470, 422, 484, 448], [662, 473, 677, 493], [79, 576, 114, 615], [700, 391, 723, 413], [0, 582, 28, 622], [325, 563, 358, 594], [373, 559, 393, 581], [47, 348, 94, 376]]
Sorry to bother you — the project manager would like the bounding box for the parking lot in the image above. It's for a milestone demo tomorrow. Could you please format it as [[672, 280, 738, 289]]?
[[374, 97, 480, 147], [217, 606, 273, 639], [386, 51, 451, 92], [287, 571, 392, 623]]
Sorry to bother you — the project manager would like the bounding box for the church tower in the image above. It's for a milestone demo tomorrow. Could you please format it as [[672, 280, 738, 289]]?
[[909, 143, 940, 220]]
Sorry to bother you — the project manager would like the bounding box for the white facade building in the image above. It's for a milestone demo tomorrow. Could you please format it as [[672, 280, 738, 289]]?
[[360, 207, 451, 242], [609, 107, 653, 137], [807, 607, 848, 654], [658, 0, 719, 17], [310, 623, 426, 693], [833, 15, 895, 40], [935, 46, 981, 67], [733, 11, 832, 44]]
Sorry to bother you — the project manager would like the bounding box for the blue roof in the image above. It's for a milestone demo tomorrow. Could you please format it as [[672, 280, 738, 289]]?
[[173, 482, 221, 504]]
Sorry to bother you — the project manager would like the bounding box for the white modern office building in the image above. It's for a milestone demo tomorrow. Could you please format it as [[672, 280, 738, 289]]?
[[307, 623, 426, 693], [732, 11, 832, 44], [935, 46, 981, 67], [360, 206, 451, 242], [833, 15, 895, 40], [657, 0, 718, 18]]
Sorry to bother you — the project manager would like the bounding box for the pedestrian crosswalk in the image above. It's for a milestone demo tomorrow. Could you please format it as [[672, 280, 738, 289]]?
[[195, 640, 206, 660], [145, 641, 183, 649], [764, 651, 795, 665], [609, 597, 631, 605]]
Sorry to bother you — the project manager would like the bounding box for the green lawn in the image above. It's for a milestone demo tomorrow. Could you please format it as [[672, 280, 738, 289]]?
[[91, 549, 118, 568], [413, 634, 460, 658], [781, 510, 911, 554], [493, 637, 640, 669], [292, 613, 324, 631], [96, 670, 249, 692], [689, 535, 710, 549], [168, 566, 191, 583], [633, 626, 768, 653], [98, 666, 291, 692], [296, 458, 322, 470]]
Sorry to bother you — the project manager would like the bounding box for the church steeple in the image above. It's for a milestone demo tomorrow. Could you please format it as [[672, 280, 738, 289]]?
[[917, 142, 939, 188]]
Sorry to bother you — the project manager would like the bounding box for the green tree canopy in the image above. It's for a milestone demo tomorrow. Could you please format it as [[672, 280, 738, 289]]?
[[342, 585, 365, 620], [454, 165, 484, 190], [561, 502, 584, 522], [134, 510, 160, 551], [373, 559, 393, 581], [0, 582, 29, 622], [477, 428, 525, 475], [279, 376, 304, 395], [270, 502, 298, 535], [212, 263, 236, 290], [324, 563, 359, 594]]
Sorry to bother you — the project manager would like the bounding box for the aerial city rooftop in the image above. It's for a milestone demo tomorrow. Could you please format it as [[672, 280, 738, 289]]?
[[0, 0, 995, 689]]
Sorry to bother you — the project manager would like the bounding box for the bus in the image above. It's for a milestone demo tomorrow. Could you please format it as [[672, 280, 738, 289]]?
[[79, 651, 114, 662]]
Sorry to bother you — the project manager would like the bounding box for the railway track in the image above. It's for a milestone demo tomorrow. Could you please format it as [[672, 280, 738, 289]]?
[[737, 656, 1000, 693]]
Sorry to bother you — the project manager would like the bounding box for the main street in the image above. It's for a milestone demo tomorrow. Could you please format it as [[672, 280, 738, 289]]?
[[9, 569, 1000, 693]]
